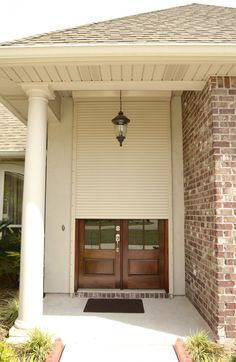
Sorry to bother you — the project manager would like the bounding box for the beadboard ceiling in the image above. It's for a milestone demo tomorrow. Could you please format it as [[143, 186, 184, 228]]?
[[0, 63, 235, 84]]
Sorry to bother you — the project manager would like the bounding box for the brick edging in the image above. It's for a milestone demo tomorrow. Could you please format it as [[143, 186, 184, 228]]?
[[173, 338, 192, 362], [45, 338, 64, 362], [76, 291, 170, 299]]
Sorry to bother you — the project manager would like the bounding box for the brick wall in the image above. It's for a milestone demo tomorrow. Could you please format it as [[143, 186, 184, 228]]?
[[182, 77, 236, 343]]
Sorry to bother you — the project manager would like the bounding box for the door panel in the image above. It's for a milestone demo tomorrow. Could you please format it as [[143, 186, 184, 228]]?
[[75, 219, 168, 290], [122, 219, 167, 289], [84, 258, 115, 274], [128, 259, 159, 275], [77, 219, 120, 288]]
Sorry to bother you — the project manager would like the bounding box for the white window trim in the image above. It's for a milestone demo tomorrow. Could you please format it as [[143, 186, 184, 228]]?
[[0, 164, 24, 222]]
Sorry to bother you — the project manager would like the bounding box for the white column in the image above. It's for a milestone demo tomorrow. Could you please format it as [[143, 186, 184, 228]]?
[[171, 95, 185, 295], [15, 87, 54, 330]]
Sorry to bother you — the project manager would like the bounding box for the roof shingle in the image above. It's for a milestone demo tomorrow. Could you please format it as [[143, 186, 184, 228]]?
[[0, 104, 26, 152], [1, 4, 236, 46]]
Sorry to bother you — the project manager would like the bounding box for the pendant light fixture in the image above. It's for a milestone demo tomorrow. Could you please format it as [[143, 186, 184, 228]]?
[[111, 91, 130, 147]]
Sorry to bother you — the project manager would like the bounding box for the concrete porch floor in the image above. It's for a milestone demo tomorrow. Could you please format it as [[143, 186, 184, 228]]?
[[41, 294, 213, 362]]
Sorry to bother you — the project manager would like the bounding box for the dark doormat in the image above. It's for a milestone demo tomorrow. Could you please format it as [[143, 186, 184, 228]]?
[[83, 298, 144, 313]]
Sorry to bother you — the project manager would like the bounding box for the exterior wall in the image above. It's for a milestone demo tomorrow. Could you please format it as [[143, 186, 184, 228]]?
[[182, 76, 236, 343], [45, 95, 185, 295], [44, 98, 73, 293]]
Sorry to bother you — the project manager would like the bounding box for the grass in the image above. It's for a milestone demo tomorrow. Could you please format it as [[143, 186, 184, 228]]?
[[0, 291, 19, 330], [0, 292, 54, 361], [21, 328, 53, 362], [0, 340, 17, 361], [0, 329, 53, 362], [186, 330, 233, 362]]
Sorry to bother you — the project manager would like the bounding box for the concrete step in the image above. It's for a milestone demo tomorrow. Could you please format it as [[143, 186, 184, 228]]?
[[60, 343, 178, 362]]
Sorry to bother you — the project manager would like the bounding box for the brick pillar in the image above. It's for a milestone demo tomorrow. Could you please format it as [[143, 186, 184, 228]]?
[[182, 76, 236, 344]]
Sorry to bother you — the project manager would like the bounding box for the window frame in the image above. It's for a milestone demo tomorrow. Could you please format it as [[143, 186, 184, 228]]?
[[0, 164, 24, 227]]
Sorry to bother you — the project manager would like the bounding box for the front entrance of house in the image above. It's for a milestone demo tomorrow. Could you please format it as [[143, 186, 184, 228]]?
[[75, 219, 168, 290]]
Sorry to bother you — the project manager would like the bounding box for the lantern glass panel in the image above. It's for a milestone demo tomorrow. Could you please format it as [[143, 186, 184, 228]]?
[[114, 123, 127, 138]]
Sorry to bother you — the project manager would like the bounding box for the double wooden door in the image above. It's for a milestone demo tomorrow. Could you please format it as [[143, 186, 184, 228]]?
[[75, 219, 168, 290]]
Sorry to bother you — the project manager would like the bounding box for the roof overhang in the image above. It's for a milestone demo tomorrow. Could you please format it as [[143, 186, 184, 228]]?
[[1, 43, 236, 64], [0, 43, 236, 123]]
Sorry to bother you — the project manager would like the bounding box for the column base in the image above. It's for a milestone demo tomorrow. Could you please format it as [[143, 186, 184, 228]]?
[[9, 325, 29, 339], [14, 317, 42, 331]]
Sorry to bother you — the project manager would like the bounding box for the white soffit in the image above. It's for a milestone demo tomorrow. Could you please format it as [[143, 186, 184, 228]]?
[[0, 63, 235, 81], [0, 45, 236, 96]]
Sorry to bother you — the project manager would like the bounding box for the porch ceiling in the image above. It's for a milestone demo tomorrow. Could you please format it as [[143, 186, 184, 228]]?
[[0, 62, 236, 89], [0, 57, 236, 122]]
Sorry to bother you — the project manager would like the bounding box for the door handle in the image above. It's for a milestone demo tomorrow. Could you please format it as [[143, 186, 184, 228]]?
[[116, 234, 120, 252]]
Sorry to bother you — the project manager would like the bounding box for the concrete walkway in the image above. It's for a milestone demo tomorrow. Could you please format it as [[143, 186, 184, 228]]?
[[42, 295, 212, 362]]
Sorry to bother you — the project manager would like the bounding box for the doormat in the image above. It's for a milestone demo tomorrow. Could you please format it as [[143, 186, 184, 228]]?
[[83, 298, 144, 313]]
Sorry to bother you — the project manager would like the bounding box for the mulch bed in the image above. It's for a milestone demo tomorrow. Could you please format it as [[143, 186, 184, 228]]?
[[0, 324, 8, 340]]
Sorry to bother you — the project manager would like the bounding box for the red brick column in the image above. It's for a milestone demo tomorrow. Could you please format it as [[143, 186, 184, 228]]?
[[182, 77, 236, 344]]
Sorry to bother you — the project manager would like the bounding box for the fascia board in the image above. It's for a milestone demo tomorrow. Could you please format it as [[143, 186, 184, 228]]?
[[1, 44, 236, 65]]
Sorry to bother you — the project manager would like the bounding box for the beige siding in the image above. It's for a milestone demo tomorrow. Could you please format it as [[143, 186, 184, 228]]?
[[45, 98, 73, 293], [74, 100, 171, 219]]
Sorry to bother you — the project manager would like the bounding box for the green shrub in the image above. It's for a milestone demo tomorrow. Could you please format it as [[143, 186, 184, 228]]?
[[0, 340, 17, 362], [22, 328, 53, 362], [0, 221, 21, 288], [186, 330, 231, 362], [0, 293, 19, 329]]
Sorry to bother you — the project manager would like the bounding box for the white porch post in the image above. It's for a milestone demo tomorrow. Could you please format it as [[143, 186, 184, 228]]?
[[15, 87, 54, 330]]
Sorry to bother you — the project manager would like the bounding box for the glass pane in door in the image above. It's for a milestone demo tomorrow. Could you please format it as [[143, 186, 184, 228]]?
[[144, 219, 160, 250], [85, 219, 100, 249], [100, 219, 115, 250], [84, 219, 116, 250], [128, 219, 143, 250], [128, 219, 160, 250]]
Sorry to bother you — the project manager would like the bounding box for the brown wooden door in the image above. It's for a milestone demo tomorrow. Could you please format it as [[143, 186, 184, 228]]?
[[76, 219, 121, 288], [122, 219, 168, 289], [75, 219, 168, 291]]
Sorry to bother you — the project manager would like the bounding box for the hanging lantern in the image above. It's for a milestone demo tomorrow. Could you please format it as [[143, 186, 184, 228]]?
[[111, 91, 130, 147]]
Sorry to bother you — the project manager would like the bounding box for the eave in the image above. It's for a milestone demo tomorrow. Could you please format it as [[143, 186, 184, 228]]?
[[1, 43, 236, 64], [0, 42, 236, 124]]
